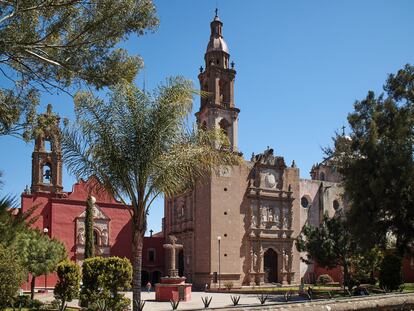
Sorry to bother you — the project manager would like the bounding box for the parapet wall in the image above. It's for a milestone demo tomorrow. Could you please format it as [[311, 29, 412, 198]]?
[[217, 293, 414, 310]]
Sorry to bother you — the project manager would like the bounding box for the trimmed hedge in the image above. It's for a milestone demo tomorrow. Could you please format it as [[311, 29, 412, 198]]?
[[54, 260, 81, 310], [80, 256, 132, 311], [379, 252, 402, 291]]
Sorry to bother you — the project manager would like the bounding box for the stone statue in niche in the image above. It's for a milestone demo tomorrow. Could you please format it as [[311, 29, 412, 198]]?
[[252, 249, 258, 271], [274, 208, 280, 225], [77, 228, 85, 245], [267, 207, 274, 222], [251, 203, 258, 227], [283, 248, 289, 272], [251, 210, 257, 228], [260, 207, 267, 225], [283, 207, 290, 228], [101, 229, 108, 245]]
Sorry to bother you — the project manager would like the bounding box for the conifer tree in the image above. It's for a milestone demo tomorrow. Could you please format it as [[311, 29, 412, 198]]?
[[0, 0, 158, 138], [327, 64, 414, 255], [84, 196, 95, 259], [15, 229, 66, 299]]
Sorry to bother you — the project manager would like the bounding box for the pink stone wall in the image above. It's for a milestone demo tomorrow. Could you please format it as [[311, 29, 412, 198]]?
[[20, 179, 132, 289]]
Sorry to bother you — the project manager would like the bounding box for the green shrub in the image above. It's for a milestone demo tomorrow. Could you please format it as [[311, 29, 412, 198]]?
[[80, 256, 132, 311], [316, 274, 334, 285], [0, 245, 27, 308], [224, 281, 234, 290], [379, 252, 402, 291], [54, 260, 81, 311], [28, 298, 44, 310]]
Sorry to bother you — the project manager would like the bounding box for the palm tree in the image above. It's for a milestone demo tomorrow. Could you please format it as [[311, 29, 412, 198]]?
[[62, 77, 240, 309], [0, 193, 38, 247]]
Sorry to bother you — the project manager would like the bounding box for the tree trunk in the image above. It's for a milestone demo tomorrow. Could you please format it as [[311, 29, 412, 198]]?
[[132, 226, 144, 311], [343, 262, 350, 291], [31, 276, 36, 300]]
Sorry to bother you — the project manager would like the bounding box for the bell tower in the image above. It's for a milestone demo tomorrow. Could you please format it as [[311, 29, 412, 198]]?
[[31, 104, 63, 194], [196, 9, 240, 152]]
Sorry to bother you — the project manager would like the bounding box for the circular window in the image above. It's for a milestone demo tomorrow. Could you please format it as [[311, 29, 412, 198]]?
[[333, 200, 340, 211], [301, 196, 309, 208]]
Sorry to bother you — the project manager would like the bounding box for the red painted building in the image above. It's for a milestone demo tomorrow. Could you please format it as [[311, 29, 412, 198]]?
[[20, 105, 165, 289]]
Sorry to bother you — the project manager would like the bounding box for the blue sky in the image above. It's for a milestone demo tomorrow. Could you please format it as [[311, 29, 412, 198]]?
[[1, 0, 413, 234]]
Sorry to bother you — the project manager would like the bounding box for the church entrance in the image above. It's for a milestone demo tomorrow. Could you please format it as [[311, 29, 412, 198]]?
[[178, 250, 184, 277], [141, 270, 150, 287], [264, 248, 278, 283]]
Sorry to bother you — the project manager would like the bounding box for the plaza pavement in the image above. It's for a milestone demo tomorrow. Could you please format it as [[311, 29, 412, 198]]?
[[35, 290, 302, 310], [34, 290, 414, 310]]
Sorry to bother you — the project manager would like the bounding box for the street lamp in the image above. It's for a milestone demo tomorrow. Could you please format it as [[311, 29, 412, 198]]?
[[43, 228, 49, 292], [217, 236, 221, 290]]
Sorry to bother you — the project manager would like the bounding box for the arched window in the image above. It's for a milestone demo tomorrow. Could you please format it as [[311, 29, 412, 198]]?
[[301, 196, 310, 208], [219, 80, 229, 105], [44, 139, 52, 152], [333, 200, 340, 211], [219, 118, 230, 137], [42, 163, 52, 184], [319, 172, 325, 181], [93, 230, 100, 246], [148, 248, 156, 262]]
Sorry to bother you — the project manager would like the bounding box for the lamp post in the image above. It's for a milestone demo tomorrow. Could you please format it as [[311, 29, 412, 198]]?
[[43, 227, 49, 292], [217, 236, 221, 290]]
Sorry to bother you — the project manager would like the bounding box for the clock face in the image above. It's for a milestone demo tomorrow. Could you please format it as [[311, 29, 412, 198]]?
[[265, 172, 277, 188]]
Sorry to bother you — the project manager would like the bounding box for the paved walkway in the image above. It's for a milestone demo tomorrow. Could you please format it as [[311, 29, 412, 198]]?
[[35, 290, 299, 310], [35, 291, 414, 310]]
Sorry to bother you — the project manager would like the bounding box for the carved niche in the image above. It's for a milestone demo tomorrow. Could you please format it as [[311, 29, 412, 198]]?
[[75, 201, 111, 262]]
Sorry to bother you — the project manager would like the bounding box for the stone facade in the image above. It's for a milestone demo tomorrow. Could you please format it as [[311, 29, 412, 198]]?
[[163, 12, 347, 289]]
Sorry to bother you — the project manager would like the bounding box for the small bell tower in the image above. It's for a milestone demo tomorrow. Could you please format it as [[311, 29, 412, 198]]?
[[196, 9, 240, 152], [31, 104, 63, 194]]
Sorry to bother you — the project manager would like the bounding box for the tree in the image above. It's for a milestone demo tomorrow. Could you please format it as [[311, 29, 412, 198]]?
[[62, 78, 240, 309], [15, 229, 66, 299], [350, 246, 383, 285], [296, 214, 354, 288], [379, 252, 403, 291], [54, 260, 81, 311], [0, 0, 158, 138], [327, 64, 414, 255], [0, 195, 37, 247], [0, 245, 27, 309], [84, 195, 95, 259]]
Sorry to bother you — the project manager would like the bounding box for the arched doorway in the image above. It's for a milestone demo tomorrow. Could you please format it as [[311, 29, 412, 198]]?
[[151, 270, 161, 285], [264, 248, 278, 283], [141, 270, 150, 287], [178, 250, 184, 277]]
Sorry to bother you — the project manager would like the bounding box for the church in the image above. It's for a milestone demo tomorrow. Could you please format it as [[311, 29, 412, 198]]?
[[162, 11, 346, 288], [19, 11, 413, 290]]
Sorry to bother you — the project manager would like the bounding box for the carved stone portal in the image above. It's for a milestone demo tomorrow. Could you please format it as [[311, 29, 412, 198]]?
[[75, 202, 110, 262]]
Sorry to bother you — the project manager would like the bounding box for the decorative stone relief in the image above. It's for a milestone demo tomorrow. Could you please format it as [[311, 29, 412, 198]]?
[[75, 204, 110, 261], [219, 165, 232, 177], [264, 171, 277, 188]]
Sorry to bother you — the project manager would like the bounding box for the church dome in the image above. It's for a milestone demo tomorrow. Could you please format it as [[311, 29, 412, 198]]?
[[206, 37, 229, 54]]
